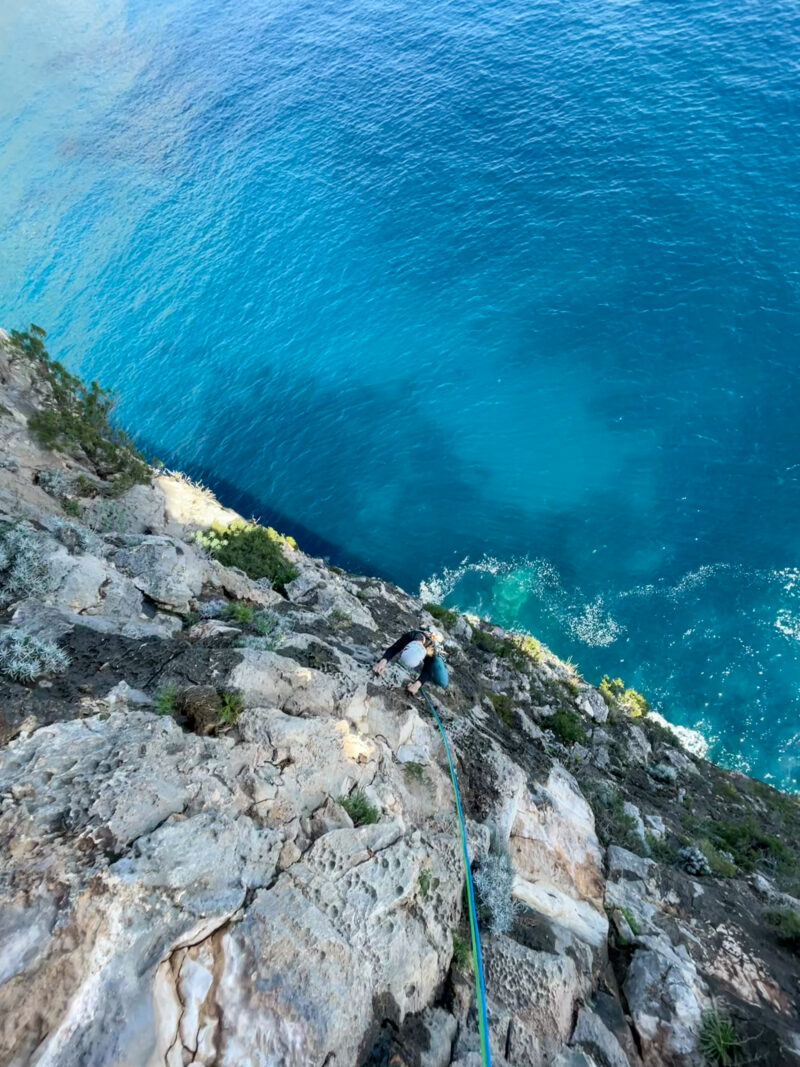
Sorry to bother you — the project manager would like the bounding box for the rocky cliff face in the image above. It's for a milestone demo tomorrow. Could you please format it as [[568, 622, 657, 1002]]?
[[1, 329, 799, 1067]]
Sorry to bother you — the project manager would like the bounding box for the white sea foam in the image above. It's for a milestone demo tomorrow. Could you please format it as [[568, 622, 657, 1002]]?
[[420, 554, 626, 648], [646, 711, 709, 758]]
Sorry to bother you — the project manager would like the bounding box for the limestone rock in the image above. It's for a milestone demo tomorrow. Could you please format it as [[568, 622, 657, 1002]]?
[[510, 764, 607, 949], [111, 535, 206, 612]]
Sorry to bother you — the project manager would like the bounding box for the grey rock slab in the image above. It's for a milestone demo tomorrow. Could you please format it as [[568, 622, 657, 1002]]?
[[571, 1007, 630, 1067], [111, 535, 206, 612]]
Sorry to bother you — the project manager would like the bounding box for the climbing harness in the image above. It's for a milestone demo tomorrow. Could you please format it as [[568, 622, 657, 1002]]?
[[419, 686, 492, 1067]]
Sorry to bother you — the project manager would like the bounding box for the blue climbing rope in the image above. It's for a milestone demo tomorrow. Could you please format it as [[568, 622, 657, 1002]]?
[[420, 686, 492, 1067]]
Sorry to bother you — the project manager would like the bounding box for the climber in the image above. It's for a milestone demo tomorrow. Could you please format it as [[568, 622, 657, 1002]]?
[[373, 627, 449, 695]]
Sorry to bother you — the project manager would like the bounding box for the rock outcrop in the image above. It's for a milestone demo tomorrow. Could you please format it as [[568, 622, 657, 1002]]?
[[2, 328, 800, 1066]]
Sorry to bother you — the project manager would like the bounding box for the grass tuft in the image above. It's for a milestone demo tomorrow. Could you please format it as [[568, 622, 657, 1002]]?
[[338, 789, 380, 826], [699, 1006, 741, 1065], [155, 684, 179, 716]]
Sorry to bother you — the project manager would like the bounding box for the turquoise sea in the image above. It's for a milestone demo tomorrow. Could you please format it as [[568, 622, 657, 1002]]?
[[2, 0, 799, 785]]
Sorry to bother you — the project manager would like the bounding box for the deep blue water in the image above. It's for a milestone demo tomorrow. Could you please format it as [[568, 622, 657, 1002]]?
[[2, 0, 800, 786]]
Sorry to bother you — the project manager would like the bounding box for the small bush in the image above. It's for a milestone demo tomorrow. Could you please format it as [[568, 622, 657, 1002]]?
[[155, 684, 178, 716], [12, 326, 149, 491], [195, 520, 298, 588], [472, 627, 541, 672], [338, 789, 380, 826], [0, 628, 69, 681], [699, 1006, 741, 1065], [512, 633, 542, 665], [424, 602, 457, 629], [697, 839, 737, 878], [488, 692, 515, 728], [583, 781, 643, 852], [707, 817, 797, 879], [328, 608, 350, 627], [546, 708, 587, 746], [218, 690, 244, 724], [472, 628, 509, 657], [646, 832, 675, 864], [452, 933, 471, 970], [473, 850, 518, 934], [418, 868, 433, 898], [599, 674, 651, 718], [765, 908, 800, 953], [224, 601, 254, 625], [403, 761, 425, 782], [0, 523, 55, 608]]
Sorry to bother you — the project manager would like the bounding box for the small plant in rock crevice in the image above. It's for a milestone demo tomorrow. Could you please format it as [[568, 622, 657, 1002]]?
[[487, 692, 515, 728], [0, 627, 69, 681], [338, 789, 380, 827], [418, 868, 436, 899], [218, 690, 244, 724], [451, 933, 471, 971], [581, 779, 643, 854], [224, 601, 254, 625], [698, 1005, 742, 1065], [403, 761, 425, 782], [546, 707, 587, 746], [154, 684, 179, 716]]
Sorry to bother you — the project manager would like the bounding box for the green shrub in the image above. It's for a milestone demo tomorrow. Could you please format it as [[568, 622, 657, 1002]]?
[[546, 708, 587, 746], [599, 674, 651, 718], [699, 1006, 741, 1065], [218, 690, 244, 724], [646, 832, 675, 864], [707, 817, 797, 878], [424, 602, 457, 629], [403, 761, 425, 782], [452, 933, 471, 970], [0, 627, 69, 681], [224, 601, 254, 625], [155, 684, 178, 716], [12, 326, 149, 492], [472, 628, 509, 656], [513, 633, 542, 665], [195, 520, 298, 588], [583, 782, 643, 852], [698, 839, 737, 878], [765, 908, 800, 952], [328, 608, 350, 626], [471, 628, 541, 671], [338, 789, 380, 826], [488, 692, 514, 727]]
